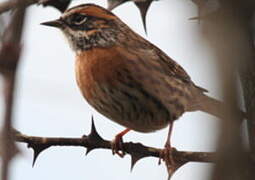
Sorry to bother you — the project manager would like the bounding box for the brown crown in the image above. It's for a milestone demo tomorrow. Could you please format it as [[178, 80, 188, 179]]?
[[64, 4, 117, 20]]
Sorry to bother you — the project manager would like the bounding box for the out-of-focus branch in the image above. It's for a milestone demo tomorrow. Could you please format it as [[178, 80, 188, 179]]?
[[0, 3, 26, 180], [191, 0, 255, 161], [0, 0, 37, 14], [237, 15, 255, 160], [195, 0, 255, 179], [0, 0, 70, 14], [242, 52, 255, 158]]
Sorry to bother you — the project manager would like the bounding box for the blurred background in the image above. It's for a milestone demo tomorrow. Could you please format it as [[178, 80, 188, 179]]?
[[0, 0, 221, 179]]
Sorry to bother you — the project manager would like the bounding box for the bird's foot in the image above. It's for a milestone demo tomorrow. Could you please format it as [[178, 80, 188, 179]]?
[[158, 143, 174, 165], [111, 134, 125, 157], [159, 144, 178, 178], [111, 129, 130, 157]]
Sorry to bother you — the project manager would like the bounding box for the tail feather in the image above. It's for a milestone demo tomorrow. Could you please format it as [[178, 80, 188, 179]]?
[[197, 95, 225, 118], [187, 94, 246, 119]]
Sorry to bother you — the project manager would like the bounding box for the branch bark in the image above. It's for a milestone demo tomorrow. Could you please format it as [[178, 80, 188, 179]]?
[[13, 123, 216, 170]]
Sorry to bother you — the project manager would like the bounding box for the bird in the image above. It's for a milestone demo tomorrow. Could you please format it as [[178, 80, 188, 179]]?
[[41, 3, 244, 164]]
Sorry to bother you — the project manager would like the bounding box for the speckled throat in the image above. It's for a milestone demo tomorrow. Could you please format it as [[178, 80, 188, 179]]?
[[63, 27, 119, 51]]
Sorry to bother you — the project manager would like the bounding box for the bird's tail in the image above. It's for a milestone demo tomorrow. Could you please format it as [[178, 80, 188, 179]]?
[[187, 94, 246, 120]]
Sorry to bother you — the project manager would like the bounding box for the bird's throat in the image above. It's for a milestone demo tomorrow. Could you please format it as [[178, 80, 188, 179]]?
[[64, 28, 118, 52]]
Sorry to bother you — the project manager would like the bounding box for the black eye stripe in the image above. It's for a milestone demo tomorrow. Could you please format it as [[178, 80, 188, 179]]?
[[64, 14, 86, 25], [62, 14, 114, 31], [65, 14, 111, 24]]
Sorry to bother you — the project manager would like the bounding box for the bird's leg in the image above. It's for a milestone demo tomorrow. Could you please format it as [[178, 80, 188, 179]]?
[[111, 128, 130, 157], [159, 122, 174, 166]]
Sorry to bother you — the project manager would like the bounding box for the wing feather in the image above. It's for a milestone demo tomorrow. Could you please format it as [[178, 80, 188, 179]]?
[[115, 46, 197, 119]]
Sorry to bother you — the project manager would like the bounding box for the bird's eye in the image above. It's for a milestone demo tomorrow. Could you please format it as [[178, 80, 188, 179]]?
[[72, 14, 87, 25]]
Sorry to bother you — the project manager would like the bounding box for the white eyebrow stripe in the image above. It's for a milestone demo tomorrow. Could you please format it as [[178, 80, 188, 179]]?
[[74, 16, 88, 25]]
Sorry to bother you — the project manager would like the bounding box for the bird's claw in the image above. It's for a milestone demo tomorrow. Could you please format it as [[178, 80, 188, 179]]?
[[111, 135, 126, 157], [158, 144, 175, 166], [159, 145, 178, 178]]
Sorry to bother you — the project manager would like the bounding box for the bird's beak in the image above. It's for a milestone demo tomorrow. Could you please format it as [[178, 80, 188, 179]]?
[[41, 19, 63, 28]]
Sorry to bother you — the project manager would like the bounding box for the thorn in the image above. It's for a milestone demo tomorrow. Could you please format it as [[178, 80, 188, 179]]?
[[189, 0, 206, 23], [32, 150, 40, 167], [28, 144, 50, 167], [134, 0, 153, 34], [130, 153, 146, 171], [164, 148, 182, 180], [107, 0, 129, 10], [188, 16, 200, 21], [165, 162, 182, 180], [188, 13, 201, 24], [90, 116, 96, 133], [85, 147, 94, 155], [84, 116, 105, 155], [39, 0, 71, 12], [167, 174, 171, 180], [89, 116, 104, 142]]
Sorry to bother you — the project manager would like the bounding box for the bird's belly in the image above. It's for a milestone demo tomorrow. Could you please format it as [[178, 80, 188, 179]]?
[[76, 65, 170, 132], [75, 52, 171, 133], [86, 85, 170, 132]]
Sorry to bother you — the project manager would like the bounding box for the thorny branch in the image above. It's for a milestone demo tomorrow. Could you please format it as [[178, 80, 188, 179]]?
[[13, 119, 215, 171]]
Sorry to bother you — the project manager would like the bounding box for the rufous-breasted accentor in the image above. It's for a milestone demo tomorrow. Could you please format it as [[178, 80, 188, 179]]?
[[41, 4, 243, 162]]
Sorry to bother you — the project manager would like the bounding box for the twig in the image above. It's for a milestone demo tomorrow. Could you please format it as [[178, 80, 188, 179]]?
[[13, 120, 215, 171]]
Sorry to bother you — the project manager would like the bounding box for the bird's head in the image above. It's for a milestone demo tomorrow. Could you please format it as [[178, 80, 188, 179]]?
[[41, 4, 123, 52]]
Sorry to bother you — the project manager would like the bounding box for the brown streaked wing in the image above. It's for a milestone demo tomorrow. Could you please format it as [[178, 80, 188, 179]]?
[[115, 46, 195, 119], [153, 45, 208, 93]]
